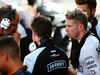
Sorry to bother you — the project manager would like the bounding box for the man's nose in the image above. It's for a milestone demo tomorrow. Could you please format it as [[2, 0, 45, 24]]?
[[65, 26, 68, 32]]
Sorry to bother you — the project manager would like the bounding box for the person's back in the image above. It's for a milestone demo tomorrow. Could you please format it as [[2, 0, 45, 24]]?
[[24, 39, 69, 75], [23, 15, 69, 75]]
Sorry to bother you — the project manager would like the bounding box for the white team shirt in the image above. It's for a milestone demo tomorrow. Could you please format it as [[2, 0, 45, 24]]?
[[23, 47, 46, 73], [77, 34, 100, 75]]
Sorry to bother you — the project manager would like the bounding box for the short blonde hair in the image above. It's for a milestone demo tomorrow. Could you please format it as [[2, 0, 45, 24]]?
[[66, 8, 88, 29]]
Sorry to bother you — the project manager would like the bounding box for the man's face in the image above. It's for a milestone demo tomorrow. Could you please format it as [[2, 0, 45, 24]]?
[[2, 13, 19, 35], [65, 19, 80, 39], [76, 4, 92, 22]]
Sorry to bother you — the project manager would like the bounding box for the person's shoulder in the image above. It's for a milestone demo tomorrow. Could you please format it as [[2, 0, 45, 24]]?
[[83, 34, 99, 49], [81, 34, 99, 55], [87, 34, 99, 43], [55, 45, 68, 56], [96, 21, 100, 27], [25, 47, 46, 59], [97, 21, 100, 24]]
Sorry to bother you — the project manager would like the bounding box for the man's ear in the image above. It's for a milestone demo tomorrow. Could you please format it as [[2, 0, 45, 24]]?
[[32, 30, 36, 37], [92, 8, 96, 15], [79, 24, 84, 31], [1, 53, 8, 63]]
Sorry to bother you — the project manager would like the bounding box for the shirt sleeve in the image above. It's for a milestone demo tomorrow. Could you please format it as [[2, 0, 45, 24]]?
[[83, 46, 100, 75], [23, 56, 34, 73]]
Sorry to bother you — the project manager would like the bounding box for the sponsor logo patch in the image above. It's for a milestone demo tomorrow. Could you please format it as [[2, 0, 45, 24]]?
[[47, 60, 66, 72]]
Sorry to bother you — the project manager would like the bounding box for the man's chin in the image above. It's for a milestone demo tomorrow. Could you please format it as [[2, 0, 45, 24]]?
[[68, 36, 72, 38]]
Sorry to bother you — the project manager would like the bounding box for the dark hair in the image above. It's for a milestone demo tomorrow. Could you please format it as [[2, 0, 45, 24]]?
[[66, 8, 88, 29], [31, 15, 52, 38], [0, 36, 19, 59], [75, 0, 97, 11], [0, 5, 16, 22], [27, 0, 36, 6]]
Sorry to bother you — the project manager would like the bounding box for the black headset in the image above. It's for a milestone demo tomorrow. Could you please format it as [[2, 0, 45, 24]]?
[[0, 7, 16, 30], [29, 38, 51, 52]]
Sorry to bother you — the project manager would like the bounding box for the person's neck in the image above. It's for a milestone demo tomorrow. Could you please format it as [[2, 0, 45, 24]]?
[[90, 19, 94, 24], [6, 59, 23, 74], [35, 37, 42, 46], [89, 16, 94, 24], [76, 30, 88, 40]]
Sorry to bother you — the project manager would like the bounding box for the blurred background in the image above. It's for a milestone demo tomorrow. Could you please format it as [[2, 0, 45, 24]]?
[[0, 0, 100, 20]]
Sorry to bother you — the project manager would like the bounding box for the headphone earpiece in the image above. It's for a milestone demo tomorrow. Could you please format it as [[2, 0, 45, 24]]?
[[29, 42, 38, 52], [0, 7, 16, 30], [0, 18, 11, 29], [29, 38, 50, 52]]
